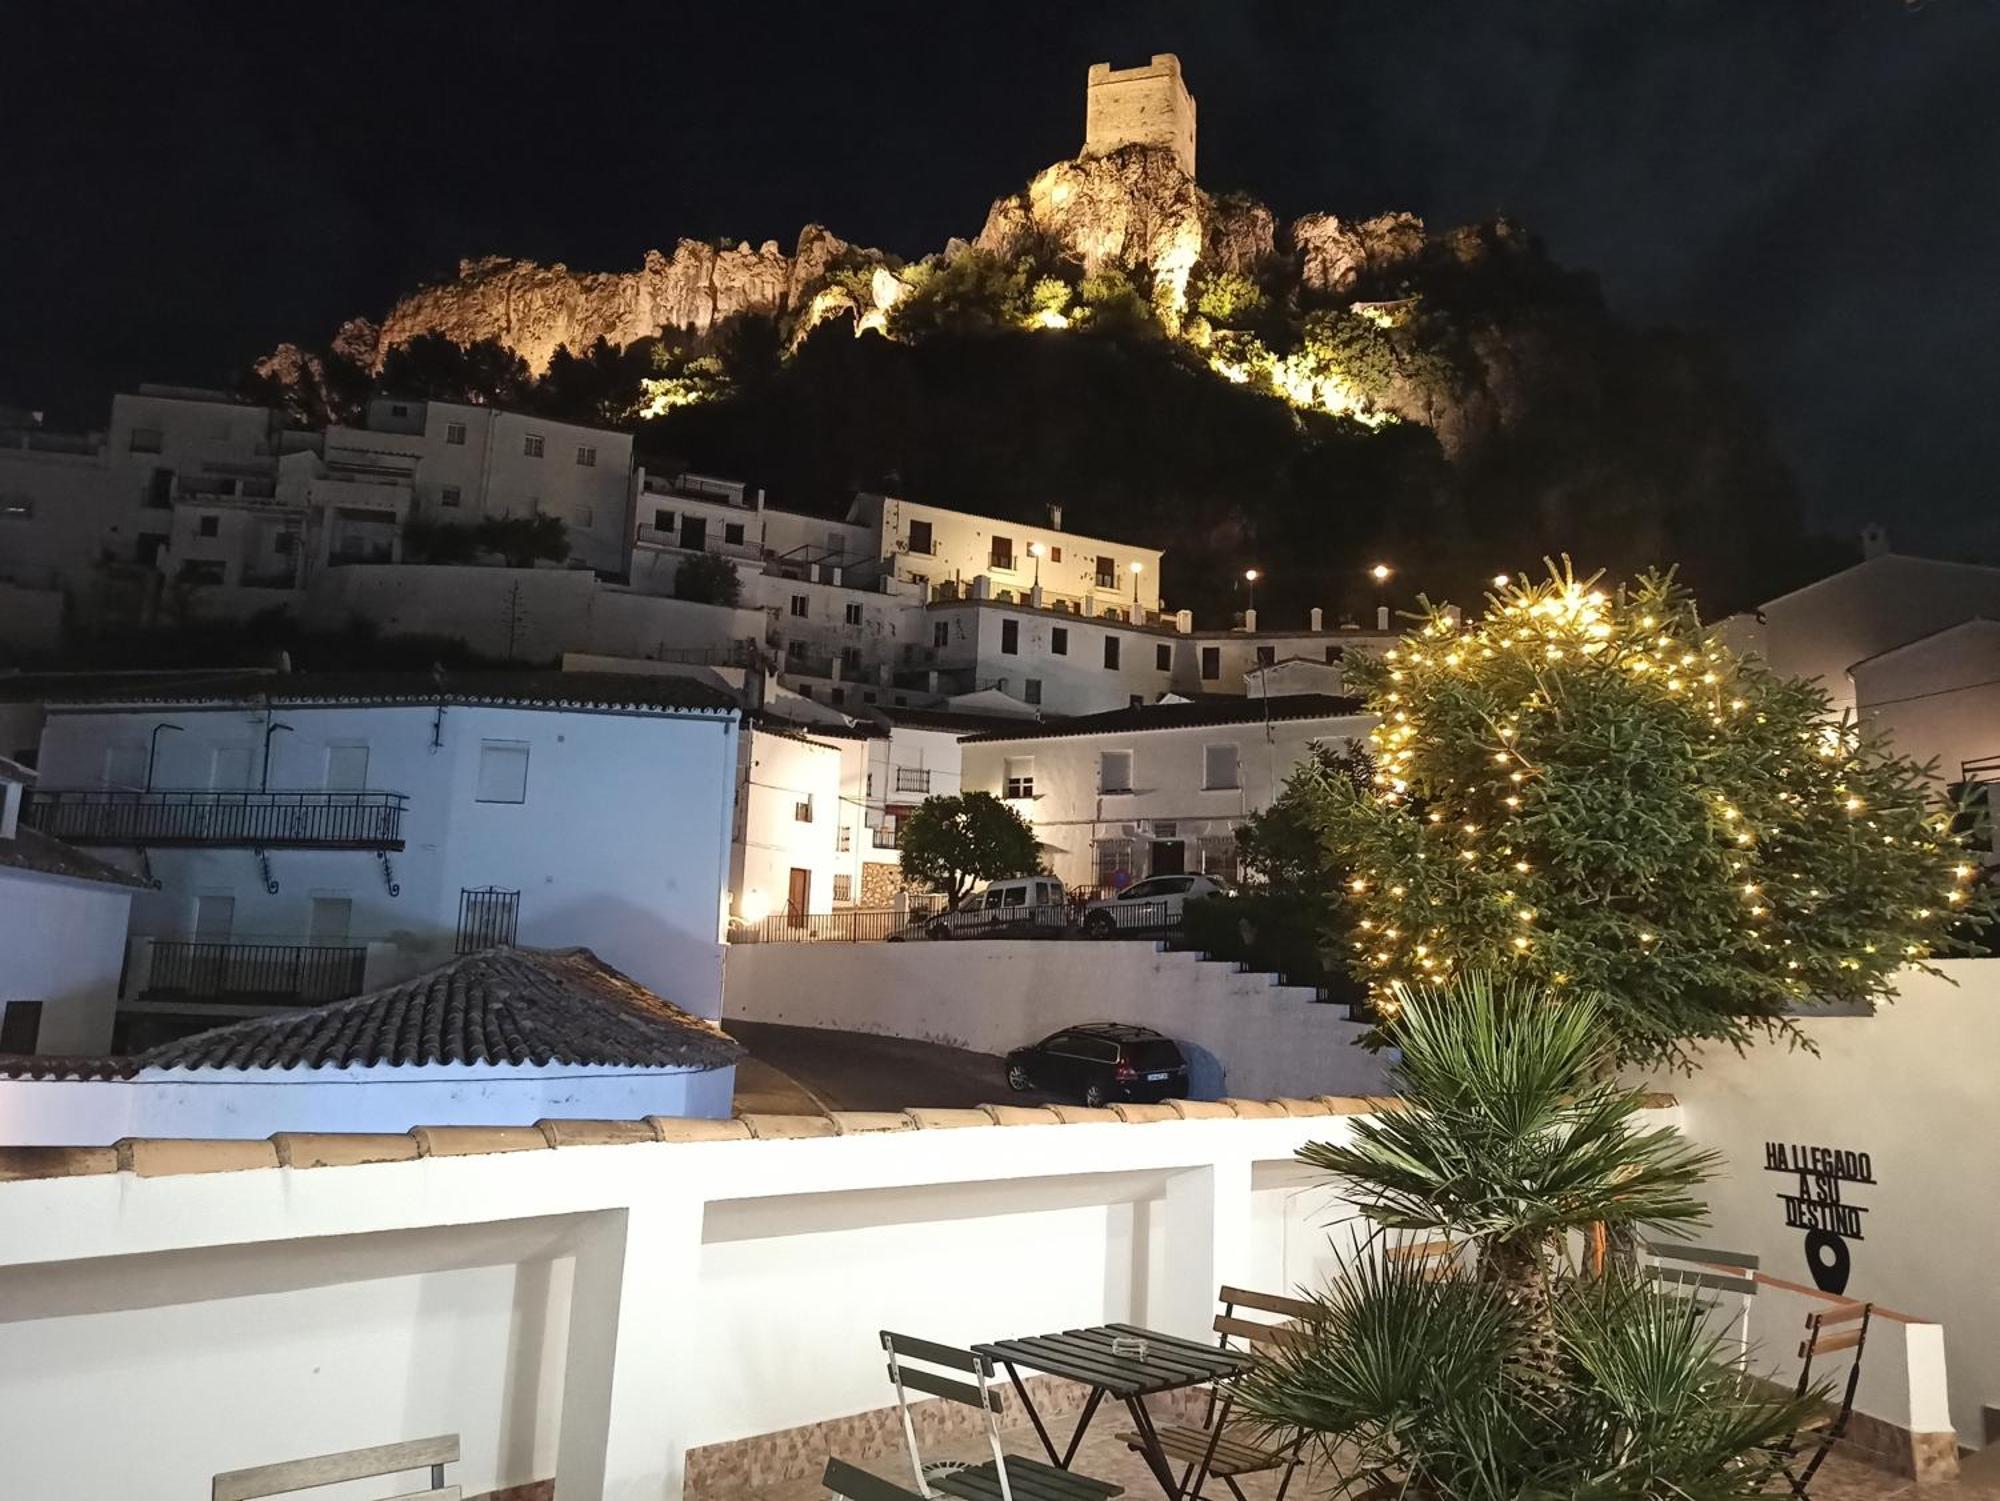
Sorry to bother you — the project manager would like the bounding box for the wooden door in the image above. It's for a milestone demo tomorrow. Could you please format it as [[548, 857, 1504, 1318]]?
[[786, 867, 811, 927]]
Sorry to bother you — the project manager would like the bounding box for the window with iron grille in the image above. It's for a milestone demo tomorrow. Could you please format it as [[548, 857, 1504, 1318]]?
[[1197, 835, 1241, 885], [1095, 838, 1136, 887], [837, 825, 852, 852], [456, 887, 521, 953], [894, 766, 931, 794], [832, 874, 853, 903]]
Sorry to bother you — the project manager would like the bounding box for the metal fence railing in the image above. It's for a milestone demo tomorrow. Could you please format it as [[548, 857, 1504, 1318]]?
[[456, 887, 521, 953], [144, 940, 369, 1005], [728, 898, 1187, 944], [26, 789, 408, 849]]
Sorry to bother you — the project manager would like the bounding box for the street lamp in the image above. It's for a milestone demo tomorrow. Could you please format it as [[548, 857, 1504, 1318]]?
[[1492, 573, 1511, 589], [1027, 541, 1044, 589], [144, 723, 184, 793], [1243, 568, 1260, 616], [1370, 563, 1392, 627]]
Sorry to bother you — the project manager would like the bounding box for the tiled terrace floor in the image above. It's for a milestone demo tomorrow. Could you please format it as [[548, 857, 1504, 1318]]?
[[730, 1400, 2000, 1501]]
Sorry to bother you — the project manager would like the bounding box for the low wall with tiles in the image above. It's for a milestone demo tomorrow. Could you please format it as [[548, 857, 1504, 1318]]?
[[0, 1092, 1948, 1499], [725, 940, 1391, 1099]]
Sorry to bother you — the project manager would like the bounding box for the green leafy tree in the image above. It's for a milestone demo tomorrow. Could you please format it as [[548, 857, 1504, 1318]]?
[[1193, 269, 1266, 327], [1237, 976, 1814, 1500], [535, 336, 655, 424], [379, 334, 532, 407], [898, 792, 1040, 909], [402, 516, 484, 565], [886, 251, 1035, 339], [474, 514, 569, 568], [672, 551, 742, 607], [1311, 562, 1984, 1066]]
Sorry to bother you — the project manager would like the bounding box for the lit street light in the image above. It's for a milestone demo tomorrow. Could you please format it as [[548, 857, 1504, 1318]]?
[[1027, 541, 1044, 588], [1243, 567, 1260, 615], [1492, 573, 1511, 589]]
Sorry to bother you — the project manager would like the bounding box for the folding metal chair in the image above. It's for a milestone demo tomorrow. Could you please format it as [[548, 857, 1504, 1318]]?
[[1778, 1302, 1873, 1498], [824, 1457, 928, 1501], [1115, 1287, 1314, 1501], [1641, 1240, 1760, 1367], [881, 1330, 1124, 1501]]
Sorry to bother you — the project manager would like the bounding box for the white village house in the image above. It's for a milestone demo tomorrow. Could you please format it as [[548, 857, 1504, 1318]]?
[[0, 757, 147, 1056], [14, 670, 743, 1057], [960, 694, 1374, 895]]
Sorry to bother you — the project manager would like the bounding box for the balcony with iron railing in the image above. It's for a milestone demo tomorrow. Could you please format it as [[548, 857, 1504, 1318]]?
[[872, 824, 902, 849], [25, 789, 408, 849], [892, 766, 931, 795], [139, 939, 369, 1007]]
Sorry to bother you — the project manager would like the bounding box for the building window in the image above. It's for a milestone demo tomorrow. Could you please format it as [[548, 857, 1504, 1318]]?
[[1197, 835, 1241, 885], [1256, 645, 1276, 667], [908, 519, 934, 555], [1155, 642, 1171, 672], [129, 427, 163, 454], [0, 1000, 44, 1053], [576, 445, 597, 467], [1201, 646, 1220, 680], [1129, 694, 1144, 708], [790, 594, 809, 618], [845, 602, 863, 626], [389, 403, 410, 418], [442, 486, 463, 508], [795, 795, 814, 823], [1204, 743, 1241, 791], [837, 825, 853, 853], [446, 422, 467, 445], [1095, 838, 1135, 888], [456, 887, 520, 953], [841, 645, 863, 673], [832, 873, 853, 903], [196, 514, 220, 538], [475, 741, 531, 804], [1024, 679, 1042, 705], [933, 620, 949, 648], [0, 496, 33, 521], [1050, 546, 1063, 563], [523, 434, 545, 458], [1051, 627, 1068, 656], [1103, 635, 1121, 670], [1096, 556, 1117, 588], [725, 522, 745, 545], [1100, 750, 1133, 794], [990, 535, 1015, 570], [1326, 645, 1343, 663], [654, 508, 674, 532], [1001, 619, 1019, 655], [830, 687, 846, 705], [1004, 757, 1035, 799]]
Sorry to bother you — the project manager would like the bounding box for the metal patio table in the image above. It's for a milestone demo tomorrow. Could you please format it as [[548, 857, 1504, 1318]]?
[[974, 1323, 1254, 1500]]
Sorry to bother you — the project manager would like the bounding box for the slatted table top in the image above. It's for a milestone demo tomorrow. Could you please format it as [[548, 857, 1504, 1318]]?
[[975, 1323, 1254, 1397]]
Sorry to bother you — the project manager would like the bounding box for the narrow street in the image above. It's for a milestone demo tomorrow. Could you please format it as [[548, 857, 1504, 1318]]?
[[726, 1020, 1062, 1113]]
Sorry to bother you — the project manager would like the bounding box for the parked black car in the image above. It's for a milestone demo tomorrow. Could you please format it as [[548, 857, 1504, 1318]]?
[[1004, 1022, 1191, 1108]]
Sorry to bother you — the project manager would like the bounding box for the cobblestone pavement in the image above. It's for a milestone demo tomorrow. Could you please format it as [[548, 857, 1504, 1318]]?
[[731, 1398, 1997, 1501]]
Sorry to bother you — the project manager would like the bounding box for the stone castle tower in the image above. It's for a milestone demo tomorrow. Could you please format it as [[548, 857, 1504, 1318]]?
[[1083, 54, 1197, 178]]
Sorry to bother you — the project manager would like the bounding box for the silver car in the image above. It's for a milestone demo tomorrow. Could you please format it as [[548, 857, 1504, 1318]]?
[[1081, 873, 1229, 936]]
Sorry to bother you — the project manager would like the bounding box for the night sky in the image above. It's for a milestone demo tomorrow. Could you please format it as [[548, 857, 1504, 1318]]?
[[7, 1, 1997, 554]]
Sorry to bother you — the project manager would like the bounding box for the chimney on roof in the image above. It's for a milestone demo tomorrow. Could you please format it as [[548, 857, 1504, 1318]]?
[[1048, 503, 1064, 532], [1309, 607, 1323, 631], [1376, 606, 1390, 630], [1861, 523, 1890, 559]]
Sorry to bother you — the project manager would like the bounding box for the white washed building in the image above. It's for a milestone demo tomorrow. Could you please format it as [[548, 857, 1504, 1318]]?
[[0, 758, 145, 1056], [961, 694, 1372, 894], [730, 718, 844, 926], [18, 670, 742, 1048]]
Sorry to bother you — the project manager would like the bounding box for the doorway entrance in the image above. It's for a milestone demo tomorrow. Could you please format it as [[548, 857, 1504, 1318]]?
[[786, 867, 811, 927], [1150, 840, 1186, 876]]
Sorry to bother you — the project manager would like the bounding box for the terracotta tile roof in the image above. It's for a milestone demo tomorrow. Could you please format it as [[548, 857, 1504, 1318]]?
[[959, 693, 1367, 743], [136, 946, 744, 1073], [0, 1055, 138, 1081], [0, 826, 153, 890], [866, 705, 1053, 735], [12, 669, 741, 716], [0, 1093, 1683, 1182]]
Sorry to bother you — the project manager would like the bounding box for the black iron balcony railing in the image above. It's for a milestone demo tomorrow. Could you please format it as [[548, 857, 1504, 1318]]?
[[893, 766, 931, 795], [143, 940, 369, 1006], [26, 789, 408, 849]]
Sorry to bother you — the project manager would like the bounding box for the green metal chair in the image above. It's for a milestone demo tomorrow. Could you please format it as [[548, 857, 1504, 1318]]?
[[824, 1457, 928, 1501], [1640, 1240, 1761, 1367], [881, 1330, 1125, 1501]]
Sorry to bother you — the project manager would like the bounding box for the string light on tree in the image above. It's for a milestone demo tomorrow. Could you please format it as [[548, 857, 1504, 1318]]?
[[1299, 558, 1990, 1066]]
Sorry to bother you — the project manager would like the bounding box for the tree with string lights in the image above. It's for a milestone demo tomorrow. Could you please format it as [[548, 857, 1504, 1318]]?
[[1301, 561, 1987, 1066]]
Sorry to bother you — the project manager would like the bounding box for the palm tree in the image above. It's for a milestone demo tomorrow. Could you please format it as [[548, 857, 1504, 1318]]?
[[1236, 973, 1815, 1499]]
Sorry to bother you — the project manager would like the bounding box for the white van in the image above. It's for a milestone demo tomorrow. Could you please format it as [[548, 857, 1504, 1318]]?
[[921, 876, 1068, 939]]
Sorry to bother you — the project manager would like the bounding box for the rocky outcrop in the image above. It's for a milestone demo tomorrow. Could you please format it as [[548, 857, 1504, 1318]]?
[[1289, 212, 1427, 295], [367, 227, 875, 373]]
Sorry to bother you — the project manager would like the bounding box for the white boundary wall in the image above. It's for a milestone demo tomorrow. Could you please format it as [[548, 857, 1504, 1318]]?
[[1660, 959, 1997, 1447], [0, 1114, 1369, 1500], [725, 940, 1391, 1098]]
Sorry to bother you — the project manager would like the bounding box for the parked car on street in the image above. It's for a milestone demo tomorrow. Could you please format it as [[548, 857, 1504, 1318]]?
[[1004, 1022, 1191, 1108], [888, 876, 1069, 940], [1081, 873, 1229, 936]]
